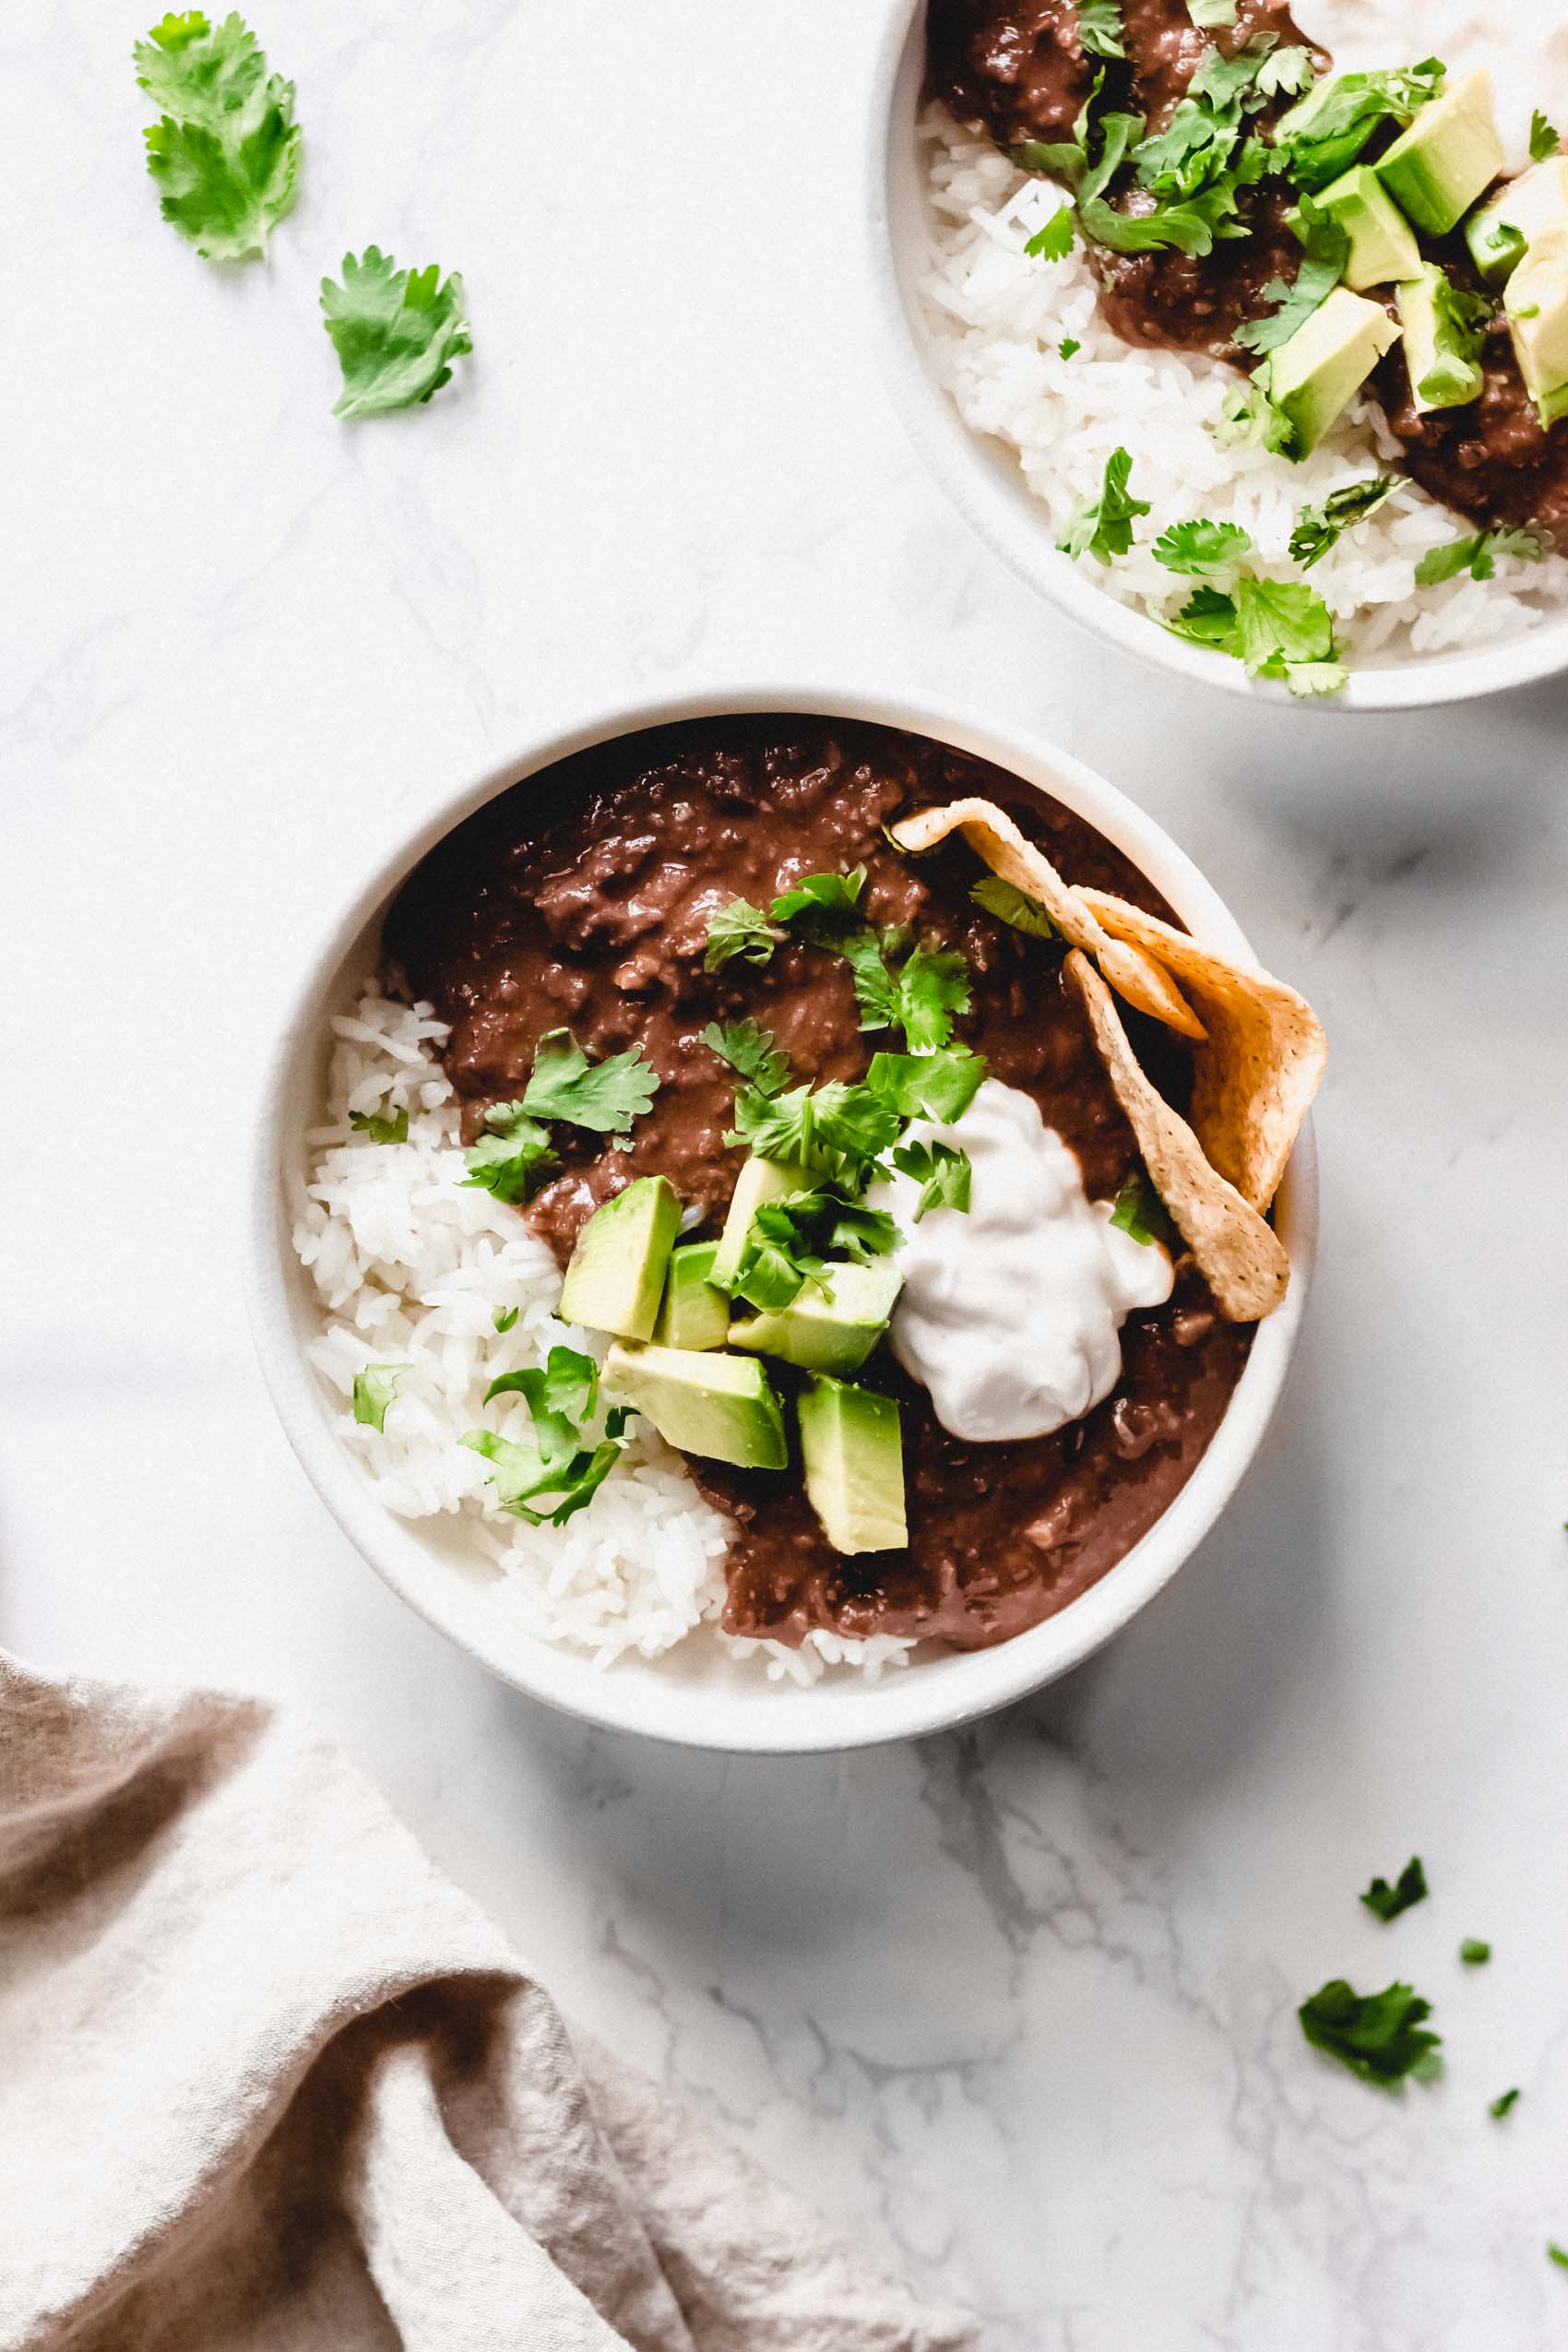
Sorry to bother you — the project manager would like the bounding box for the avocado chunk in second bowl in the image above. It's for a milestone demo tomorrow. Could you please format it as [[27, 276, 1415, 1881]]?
[[797, 1376, 908, 1556]]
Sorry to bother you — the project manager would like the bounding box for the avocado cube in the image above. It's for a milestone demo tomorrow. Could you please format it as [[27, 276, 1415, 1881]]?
[[654, 1242, 731, 1352], [1466, 158, 1568, 285], [1397, 264, 1483, 412], [602, 1341, 788, 1470], [1505, 225, 1568, 429], [796, 1377, 907, 1556], [1375, 71, 1504, 238], [558, 1176, 681, 1344], [708, 1156, 812, 1292], [1305, 166, 1421, 289], [731, 1260, 903, 1377], [1264, 285, 1402, 455]]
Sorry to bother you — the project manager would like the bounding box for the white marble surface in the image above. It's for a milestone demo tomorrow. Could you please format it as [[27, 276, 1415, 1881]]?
[[5, 3, 1568, 2344]]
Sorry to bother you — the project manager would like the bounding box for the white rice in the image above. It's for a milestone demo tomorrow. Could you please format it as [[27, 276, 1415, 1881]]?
[[290, 991, 915, 1683], [920, 105, 1568, 666]]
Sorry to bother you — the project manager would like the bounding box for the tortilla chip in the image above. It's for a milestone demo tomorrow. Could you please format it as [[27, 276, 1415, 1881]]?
[[1066, 952, 1290, 1323], [1079, 890, 1324, 1212], [891, 799, 1206, 1041]]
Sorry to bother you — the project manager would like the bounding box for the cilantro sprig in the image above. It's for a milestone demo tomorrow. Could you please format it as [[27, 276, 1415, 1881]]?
[[703, 1017, 791, 1098], [971, 875, 1058, 937], [1164, 573, 1348, 696], [352, 1362, 408, 1432], [321, 248, 472, 421], [1414, 527, 1553, 586], [1298, 1979, 1443, 2088], [520, 1029, 658, 1134], [1152, 518, 1253, 577], [1110, 1169, 1174, 1248], [720, 1190, 901, 1313], [1232, 204, 1349, 358], [1272, 58, 1445, 191], [463, 1103, 559, 1204], [889, 1138, 972, 1219], [464, 1345, 633, 1526], [1531, 110, 1562, 163], [350, 1104, 410, 1145], [135, 10, 302, 262], [704, 897, 783, 972], [1288, 475, 1405, 568], [1360, 1856, 1428, 1923], [1076, 0, 1125, 60], [1059, 447, 1151, 564]]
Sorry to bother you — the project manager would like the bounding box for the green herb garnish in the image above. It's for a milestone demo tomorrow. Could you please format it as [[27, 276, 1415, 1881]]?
[[729, 1078, 902, 1182], [1253, 42, 1315, 100], [1110, 1169, 1173, 1247], [1059, 446, 1151, 564], [1415, 526, 1552, 585], [719, 1190, 900, 1313], [1458, 1937, 1491, 1966], [703, 1017, 791, 1099], [1271, 59, 1445, 191], [1288, 475, 1405, 567], [1550, 2242, 1568, 2271], [865, 1047, 988, 1123], [1360, 1857, 1428, 1922], [705, 897, 783, 971], [890, 1138, 972, 1219], [1298, 1979, 1442, 2088], [1151, 518, 1253, 577], [1415, 273, 1491, 408], [1026, 208, 1077, 262], [1059, 336, 1082, 359], [826, 926, 972, 1051], [971, 874, 1058, 936], [1218, 374, 1299, 457], [493, 1306, 518, 1333], [352, 1362, 408, 1432], [521, 1028, 659, 1134], [134, 10, 302, 262], [1531, 110, 1562, 163], [349, 1105, 410, 1145], [463, 1103, 559, 1204], [1490, 2087, 1520, 2119], [770, 868, 868, 933], [1232, 203, 1349, 356], [464, 1345, 632, 1525], [1077, 0, 1126, 59], [1186, 0, 1236, 25], [1165, 574, 1348, 695], [321, 248, 472, 421]]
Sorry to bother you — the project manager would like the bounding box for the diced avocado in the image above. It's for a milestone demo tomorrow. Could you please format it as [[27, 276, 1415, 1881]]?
[[730, 1260, 903, 1377], [653, 1241, 731, 1351], [708, 1156, 811, 1291], [1505, 225, 1568, 429], [558, 1176, 681, 1344], [603, 1341, 788, 1469], [1396, 264, 1483, 412], [1306, 166, 1421, 290], [1466, 158, 1568, 284], [796, 1377, 907, 1556], [1375, 71, 1504, 238], [1263, 286, 1402, 455]]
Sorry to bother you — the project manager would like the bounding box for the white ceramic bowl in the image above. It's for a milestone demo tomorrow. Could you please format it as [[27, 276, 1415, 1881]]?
[[246, 683, 1315, 1752], [866, 0, 1568, 713]]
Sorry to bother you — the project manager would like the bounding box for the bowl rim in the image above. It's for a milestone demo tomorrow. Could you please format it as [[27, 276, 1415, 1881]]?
[[864, 0, 1568, 716], [244, 679, 1316, 1753]]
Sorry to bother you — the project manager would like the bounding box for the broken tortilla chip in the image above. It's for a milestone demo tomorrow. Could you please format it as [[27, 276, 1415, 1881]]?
[[1066, 952, 1290, 1323], [1078, 889, 1324, 1213], [891, 799, 1206, 1041]]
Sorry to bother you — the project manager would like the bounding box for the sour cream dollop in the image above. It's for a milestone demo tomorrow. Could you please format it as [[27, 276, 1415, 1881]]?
[[868, 1081, 1173, 1444]]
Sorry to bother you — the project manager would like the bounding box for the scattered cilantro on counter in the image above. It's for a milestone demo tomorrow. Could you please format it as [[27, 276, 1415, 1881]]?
[[890, 1138, 972, 1219], [1076, 0, 1126, 61], [349, 1105, 409, 1144], [1360, 1856, 1428, 1923], [703, 1017, 791, 1099], [1152, 518, 1253, 577], [1232, 205, 1349, 357], [463, 1102, 558, 1204], [521, 1028, 659, 1134], [1490, 2088, 1521, 2120], [321, 248, 472, 420], [1415, 527, 1553, 586], [1298, 1978, 1443, 2087], [1550, 2242, 1568, 2272], [705, 897, 782, 972], [134, 10, 301, 262], [465, 1344, 633, 1527], [352, 1363, 407, 1432], [1059, 447, 1151, 564], [1165, 574, 1348, 695], [1531, 110, 1562, 163], [1289, 476, 1406, 568], [493, 1307, 518, 1333], [971, 875, 1058, 937], [1459, 1938, 1491, 1966], [1110, 1169, 1173, 1248]]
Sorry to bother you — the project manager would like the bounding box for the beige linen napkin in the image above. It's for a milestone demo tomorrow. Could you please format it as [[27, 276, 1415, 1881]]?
[[0, 1653, 976, 2352]]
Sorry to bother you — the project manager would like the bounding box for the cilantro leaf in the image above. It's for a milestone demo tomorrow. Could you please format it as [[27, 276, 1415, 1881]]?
[[1109, 1168, 1174, 1247], [770, 867, 868, 935], [719, 1190, 900, 1312], [971, 874, 1058, 936], [1416, 525, 1553, 585], [1187, 0, 1236, 24], [1276, 659, 1350, 698], [521, 1029, 658, 1134], [1234, 574, 1336, 671], [1026, 208, 1077, 262], [1360, 1857, 1428, 1922], [890, 1139, 972, 1218], [730, 1079, 903, 1181], [1490, 2088, 1521, 2119], [135, 10, 301, 262], [1531, 110, 1562, 163], [320, 247, 472, 421], [1272, 58, 1446, 191], [1165, 584, 1242, 650], [464, 1346, 632, 1525], [1059, 336, 1082, 359], [1415, 272, 1491, 407], [349, 1105, 409, 1145], [1288, 474, 1405, 567], [703, 1017, 790, 1099], [1253, 43, 1315, 101], [1459, 1937, 1491, 1966], [1218, 374, 1300, 457], [897, 944, 971, 1051], [1152, 517, 1253, 576], [1232, 204, 1349, 356], [1298, 1979, 1443, 2088], [493, 1306, 518, 1333], [1549, 2243, 1568, 2271], [1059, 446, 1151, 564], [463, 1103, 559, 1204], [865, 1047, 988, 1123], [837, 928, 903, 1031], [704, 897, 782, 972], [352, 1362, 407, 1432], [1076, 0, 1126, 61]]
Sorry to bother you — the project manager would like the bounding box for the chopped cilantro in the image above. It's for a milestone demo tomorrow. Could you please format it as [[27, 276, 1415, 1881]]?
[[1232, 203, 1349, 356], [1165, 573, 1348, 695], [703, 1017, 791, 1099], [1414, 272, 1491, 407], [1082, 107, 1247, 258], [729, 1078, 903, 1184], [1059, 336, 1082, 359], [1360, 1857, 1428, 1922], [352, 1363, 407, 1432], [464, 1346, 632, 1525], [826, 927, 972, 1051], [1253, 42, 1315, 100], [704, 897, 782, 971], [1458, 1938, 1491, 1966], [1152, 517, 1253, 577], [890, 1138, 972, 1218], [1415, 526, 1553, 586], [719, 1189, 900, 1313], [1218, 374, 1299, 457], [836, 928, 903, 1031], [1271, 59, 1446, 191], [134, 10, 301, 263], [521, 1028, 659, 1134], [320, 249, 472, 421], [770, 868, 868, 934], [1490, 2088, 1521, 2119], [463, 1103, 559, 1204], [1026, 208, 1077, 262], [1187, 0, 1236, 24], [349, 1105, 410, 1145], [1076, 0, 1126, 60], [1298, 1978, 1443, 2088], [865, 1047, 987, 1123], [493, 1306, 518, 1333], [1531, 110, 1562, 163], [1550, 2243, 1568, 2272], [1288, 474, 1406, 567], [971, 874, 1058, 937], [1110, 1169, 1173, 1247], [1059, 446, 1151, 564]]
